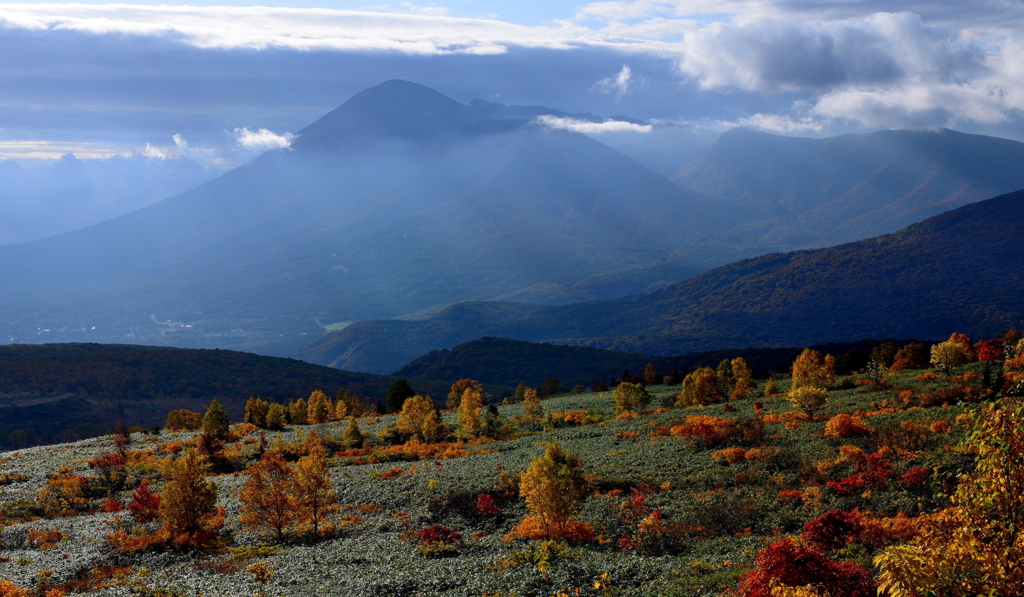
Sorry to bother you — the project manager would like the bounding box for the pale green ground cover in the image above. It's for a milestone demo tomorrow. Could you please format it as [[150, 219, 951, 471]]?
[[0, 368, 975, 596]]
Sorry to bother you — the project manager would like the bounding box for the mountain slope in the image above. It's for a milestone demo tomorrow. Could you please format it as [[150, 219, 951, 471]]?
[[315, 188, 1024, 370], [498, 188, 1024, 352], [678, 127, 1024, 250]]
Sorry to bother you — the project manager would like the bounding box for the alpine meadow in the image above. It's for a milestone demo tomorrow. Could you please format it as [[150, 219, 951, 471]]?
[[2, 2, 1024, 596]]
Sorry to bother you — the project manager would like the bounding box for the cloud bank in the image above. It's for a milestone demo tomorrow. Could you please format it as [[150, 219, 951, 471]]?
[[535, 115, 653, 134]]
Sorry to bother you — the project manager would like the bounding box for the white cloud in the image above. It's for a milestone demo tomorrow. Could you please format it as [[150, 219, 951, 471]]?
[[172, 134, 189, 155], [0, 140, 130, 160], [595, 64, 641, 97], [735, 112, 826, 134], [535, 115, 653, 134], [233, 127, 296, 151], [142, 143, 166, 160]]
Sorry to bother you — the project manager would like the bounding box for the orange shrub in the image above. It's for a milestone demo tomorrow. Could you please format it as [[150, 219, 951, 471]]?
[[26, 529, 66, 549], [614, 431, 640, 439], [670, 415, 737, 447], [615, 412, 639, 420], [745, 446, 781, 461], [858, 511, 920, 548], [0, 581, 29, 597], [551, 410, 591, 426], [838, 445, 866, 463], [823, 414, 871, 439], [776, 489, 804, 502], [929, 420, 950, 434], [712, 447, 747, 464], [652, 407, 671, 415], [509, 515, 595, 542], [915, 371, 940, 381]]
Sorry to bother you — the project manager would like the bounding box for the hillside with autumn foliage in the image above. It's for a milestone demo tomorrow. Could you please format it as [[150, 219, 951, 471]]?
[[0, 331, 1022, 595]]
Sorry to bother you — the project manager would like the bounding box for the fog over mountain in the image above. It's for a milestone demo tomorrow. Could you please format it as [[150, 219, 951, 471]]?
[[3, 80, 1024, 362]]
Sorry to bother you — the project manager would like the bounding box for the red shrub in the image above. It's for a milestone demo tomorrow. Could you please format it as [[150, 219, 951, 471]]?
[[476, 494, 500, 515], [415, 525, 462, 545], [103, 498, 124, 513], [738, 538, 876, 597], [802, 510, 863, 552], [126, 481, 162, 523], [899, 466, 930, 489]]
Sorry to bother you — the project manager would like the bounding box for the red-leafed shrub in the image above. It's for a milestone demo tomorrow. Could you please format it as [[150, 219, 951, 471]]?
[[899, 466, 930, 489], [476, 494, 500, 515], [802, 510, 864, 552], [859, 453, 893, 489], [126, 481, 162, 523], [827, 474, 865, 496], [738, 538, 876, 597], [103, 498, 124, 513], [415, 525, 462, 545]]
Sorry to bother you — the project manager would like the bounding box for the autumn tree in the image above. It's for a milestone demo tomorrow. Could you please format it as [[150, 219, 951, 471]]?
[[514, 382, 528, 403], [614, 382, 651, 413], [788, 386, 829, 416], [396, 395, 435, 437], [540, 377, 561, 396], [289, 399, 308, 426], [420, 410, 446, 443], [764, 377, 780, 396], [444, 379, 479, 410], [457, 386, 483, 437], [165, 409, 202, 432], [521, 388, 543, 422], [516, 442, 589, 540], [127, 481, 162, 523], [731, 357, 754, 400], [890, 342, 929, 371], [240, 452, 296, 543], [871, 341, 898, 369], [644, 362, 659, 385], [791, 349, 835, 390], [876, 398, 1024, 596], [385, 379, 416, 414], [202, 399, 230, 438], [716, 359, 735, 397], [342, 416, 364, 449], [245, 397, 270, 428], [293, 437, 338, 538], [678, 367, 719, 407], [307, 390, 332, 424], [930, 340, 969, 374], [160, 449, 223, 548], [947, 332, 977, 362], [265, 403, 288, 430]]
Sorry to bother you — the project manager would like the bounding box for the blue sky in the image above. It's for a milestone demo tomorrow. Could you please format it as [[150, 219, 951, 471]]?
[[2, 0, 1023, 166]]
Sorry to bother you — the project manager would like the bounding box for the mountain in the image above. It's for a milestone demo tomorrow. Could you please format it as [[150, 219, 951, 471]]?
[[393, 336, 903, 389], [315, 189, 1024, 371], [0, 342, 450, 446], [678, 127, 1024, 250], [0, 80, 731, 351]]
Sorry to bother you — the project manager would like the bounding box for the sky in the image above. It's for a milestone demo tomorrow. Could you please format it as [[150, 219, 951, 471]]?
[[1, 0, 1024, 166]]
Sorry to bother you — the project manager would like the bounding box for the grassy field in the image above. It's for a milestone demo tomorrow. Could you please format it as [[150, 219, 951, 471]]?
[[0, 362, 988, 596]]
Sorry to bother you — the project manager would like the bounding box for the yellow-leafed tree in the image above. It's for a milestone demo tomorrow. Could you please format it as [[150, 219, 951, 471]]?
[[791, 348, 834, 390], [447, 378, 482, 411], [289, 399, 308, 426], [515, 442, 590, 540], [396, 395, 435, 437], [876, 398, 1024, 596], [307, 390, 332, 424], [730, 357, 755, 400], [678, 367, 719, 407], [457, 386, 483, 437], [521, 388, 543, 422]]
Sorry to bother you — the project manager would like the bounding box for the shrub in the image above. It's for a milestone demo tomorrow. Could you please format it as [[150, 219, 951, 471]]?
[[738, 538, 876, 597], [712, 447, 747, 464], [670, 416, 738, 449], [802, 510, 864, 552], [824, 414, 871, 439], [788, 387, 829, 416], [415, 525, 461, 558], [613, 382, 651, 413], [127, 481, 162, 523], [514, 442, 590, 541]]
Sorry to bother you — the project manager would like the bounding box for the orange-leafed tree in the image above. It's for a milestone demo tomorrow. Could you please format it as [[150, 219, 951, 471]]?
[[890, 342, 929, 371], [791, 348, 835, 390], [947, 332, 978, 362], [421, 410, 446, 443], [521, 388, 543, 422], [289, 399, 308, 426], [293, 438, 339, 538], [165, 409, 202, 432], [244, 397, 270, 428], [240, 452, 297, 543], [160, 449, 223, 549]]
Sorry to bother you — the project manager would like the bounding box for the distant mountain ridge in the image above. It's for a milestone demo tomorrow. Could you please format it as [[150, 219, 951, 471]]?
[[309, 189, 1024, 372]]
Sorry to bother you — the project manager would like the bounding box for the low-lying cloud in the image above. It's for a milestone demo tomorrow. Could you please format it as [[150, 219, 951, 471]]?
[[535, 115, 653, 134], [234, 128, 296, 151]]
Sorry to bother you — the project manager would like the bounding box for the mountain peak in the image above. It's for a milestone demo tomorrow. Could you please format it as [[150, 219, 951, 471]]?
[[294, 80, 471, 149]]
